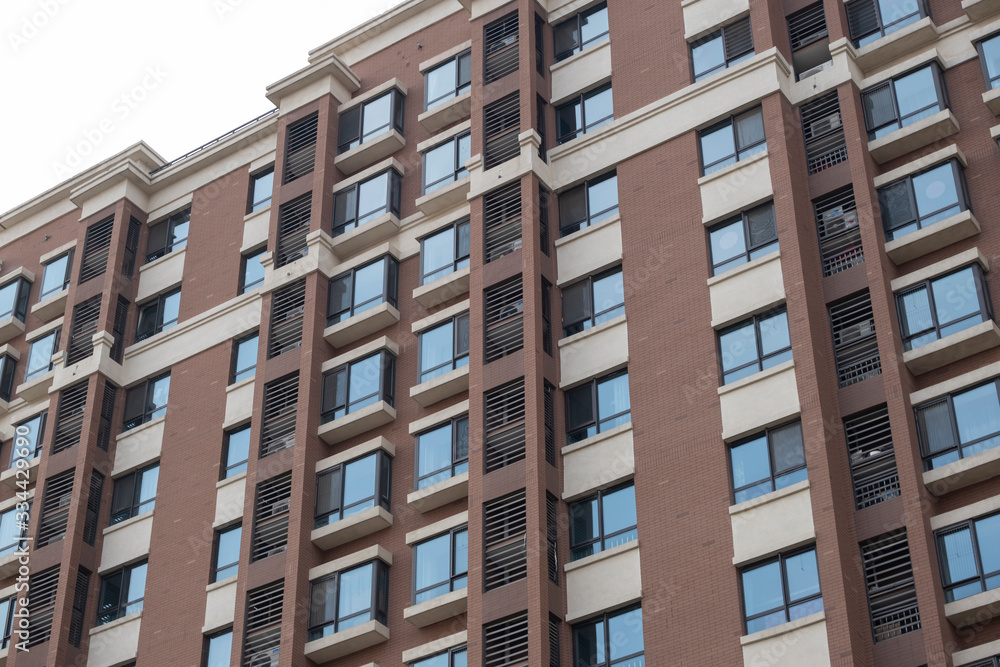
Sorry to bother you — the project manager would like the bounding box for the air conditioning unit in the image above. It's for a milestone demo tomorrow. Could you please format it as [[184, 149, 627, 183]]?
[[840, 319, 874, 344], [822, 207, 858, 235], [798, 60, 833, 81], [270, 498, 290, 515], [810, 111, 842, 137], [499, 301, 524, 320], [248, 649, 280, 667], [266, 546, 286, 558]]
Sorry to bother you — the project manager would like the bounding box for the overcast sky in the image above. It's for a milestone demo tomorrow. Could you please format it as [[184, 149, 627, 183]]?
[[0, 0, 403, 214]]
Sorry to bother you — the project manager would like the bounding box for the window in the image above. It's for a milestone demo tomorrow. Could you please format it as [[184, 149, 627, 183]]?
[[320, 350, 395, 423], [412, 646, 468, 667], [414, 526, 468, 603], [936, 511, 1000, 603], [204, 630, 233, 667], [556, 84, 613, 144], [24, 328, 60, 381], [562, 266, 624, 337], [0, 596, 13, 649], [419, 314, 470, 383], [691, 16, 754, 81], [337, 89, 405, 154], [979, 33, 1000, 90], [110, 464, 159, 524], [416, 416, 469, 489], [248, 167, 274, 213], [559, 171, 618, 237], [420, 219, 470, 285], [327, 256, 399, 325], [729, 421, 806, 503], [315, 449, 391, 528], [878, 159, 968, 241], [308, 560, 389, 640], [699, 107, 766, 175], [572, 605, 644, 667], [231, 333, 259, 384], [239, 247, 266, 294], [897, 264, 992, 351], [846, 0, 929, 48], [0, 504, 30, 558], [146, 208, 190, 262], [424, 131, 471, 194], [565, 370, 631, 444], [135, 288, 180, 341], [709, 202, 778, 275], [97, 560, 147, 625], [222, 425, 250, 479], [915, 379, 1000, 469], [212, 524, 241, 582], [0, 356, 15, 403], [741, 547, 823, 633], [862, 63, 947, 140], [554, 1, 609, 61], [39, 252, 72, 301], [332, 168, 402, 237], [10, 412, 46, 467], [718, 308, 791, 385], [0, 277, 30, 323], [426, 50, 472, 110], [569, 482, 637, 561], [123, 373, 170, 430]]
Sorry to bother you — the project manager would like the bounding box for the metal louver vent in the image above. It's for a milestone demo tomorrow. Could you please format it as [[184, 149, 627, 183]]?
[[252, 473, 291, 561], [845, 406, 899, 510], [484, 610, 530, 667], [485, 276, 524, 363], [544, 381, 556, 465], [122, 216, 142, 279], [485, 182, 522, 262], [484, 93, 521, 169], [67, 295, 102, 364], [861, 530, 921, 643], [268, 279, 306, 358], [788, 3, 828, 51], [546, 493, 558, 582], [549, 614, 561, 667], [82, 470, 104, 546], [829, 291, 880, 388], [485, 12, 519, 83], [68, 566, 91, 647], [800, 91, 847, 174], [283, 112, 318, 184], [79, 216, 114, 283], [846, 0, 880, 48], [243, 579, 284, 667], [814, 187, 863, 277], [276, 193, 311, 268], [110, 296, 129, 363], [53, 381, 88, 453], [96, 381, 118, 451], [484, 490, 528, 591], [26, 565, 60, 647], [261, 374, 298, 457], [485, 378, 526, 472], [38, 469, 75, 547]]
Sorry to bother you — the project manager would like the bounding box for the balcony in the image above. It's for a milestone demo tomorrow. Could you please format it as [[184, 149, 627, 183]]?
[[304, 620, 390, 662], [565, 541, 642, 622], [335, 130, 406, 175], [330, 213, 400, 258], [418, 92, 472, 134], [311, 506, 393, 550], [708, 251, 784, 329], [324, 303, 400, 348], [884, 210, 980, 266], [318, 401, 396, 445], [413, 267, 470, 309], [31, 288, 68, 322], [718, 360, 799, 441], [740, 612, 830, 667], [410, 365, 469, 408], [408, 472, 469, 513], [562, 423, 634, 500], [559, 315, 628, 388], [868, 109, 960, 165], [87, 611, 141, 667], [404, 588, 468, 628], [903, 320, 1000, 376], [203, 576, 237, 633], [730, 480, 814, 565]]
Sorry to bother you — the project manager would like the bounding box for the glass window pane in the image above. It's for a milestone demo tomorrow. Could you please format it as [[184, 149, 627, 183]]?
[[931, 267, 980, 329], [784, 550, 820, 602], [597, 373, 630, 420], [900, 288, 933, 338], [573, 618, 605, 667], [455, 417, 469, 461], [425, 142, 456, 191], [310, 578, 337, 628], [587, 174, 618, 220], [747, 205, 777, 247], [759, 311, 791, 356], [150, 376, 170, 416], [138, 466, 159, 506], [560, 186, 587, 231], [126, 563, 147, 604], [206, 632, 233, 667], [0, 284, 15, 320], [455, 529, 469, 575], [711, 218, 747, 266], [742, 560, 783, 617], [602, 485, 637, 536], [26, 332, 57, 379], [418, 424, 453, 485], [252, 171, 273, 210], [720, 321, 758, 374], [554, 18, 580, 59], [348, 355, 381, 406], [569, 497, 599, 547], [592, 269, 624, 320], [580, 5, 609, 45], [421, 321, 454, 380], [353, 260, 386, 312], [338, 563, 374, 625], [941, 527, 978, 586], [422, 227, 454, 280], [878, 0, 921, 30], [234, 336, 258, 380], [357, 172, 389, 222], [566, 384, 595, 431], [984, 35, 1000, 87], [216, 526, 242, 571], [457, 220, 470, 260], [415, 534, 451, 598], [893, 66, 937, 121], [919, 401, 956, 455], [693, 33, 725, 79], [161, 292, 180, 328], [557, 101, 582, 141], [731, 436, 771, 489], [414, 653, 449, 667], [953, 383, 1000, 445], [771, 423, 805, 474], [701, 122, 736, 171], [427, 60, 457, 107], [242, 251, 266, 291], [879, 180, 916, 235], [583, 87, 614, 128], [735, 109, 765, 149], [608, 607, 644, 661], [912, 164, 959, 220], [362, 94, 392, 140], [343, 455, 377, 512], [41, 255, 69, 297], [974, 514, 1000, 576], [226, 427, 250, 472]]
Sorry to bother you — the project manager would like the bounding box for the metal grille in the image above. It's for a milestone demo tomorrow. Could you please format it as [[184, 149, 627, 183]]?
[[846, 406, 899, 510], [26, 566, 60, 647], [268, 279, 305, 358], [484, 490, 528, 591], [122, 216, 142, 279], [724, 16, 754, 59], [549, 614, 561, 667], [546, 493, 558, 583], [53, 381, 88, 453], [484, 12, 519, 83], [537, 95, 547, 160], [79, 216, 114, 283], [846, 0, 879, 47], [244, 580, 283, 667], [276, 193, 311, 268], [82, 470, 104, 546], [283, 112, 318, 184], [788, 3, 828, 51], [252, 473, 291, 561], [67, 295, 102, 364], [485, 276, 524, 363], [484, 611, 529, 667], [539, 185, 550, 255], [485, 379, 526, 473], [96, 381, 117, 451], [801, 91, 847, 174], [830, 291, 880, 388], [544, 381, 556, 465], [110, 296, 129, 363], [542, 278, 552, 355], [484, 93, 521, 169], [68, 566, 91, 647], [261, 374, 298, 457], [861, 531, 921, 643], [485, 182, 523, 262], [814, 187, 863, 277], [38, 469, 75, 547]]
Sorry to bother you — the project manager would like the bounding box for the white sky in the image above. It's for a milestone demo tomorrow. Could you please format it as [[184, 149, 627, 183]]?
[[0, 0, 404, 215]]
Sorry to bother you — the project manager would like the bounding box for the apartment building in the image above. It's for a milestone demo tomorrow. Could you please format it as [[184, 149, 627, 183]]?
[[0, 0, 999, 665]]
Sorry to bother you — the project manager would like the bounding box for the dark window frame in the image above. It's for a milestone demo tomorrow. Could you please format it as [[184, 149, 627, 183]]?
[[10, 411, 46, 467], [24, 327, 60, 382], [861, 62, 948, 140], [110, 463, 159, 524], [698, 106, 767, 175], [418, 313, 470, 383], [877, 158, 970, 241], [307, 559, 389, 641], [562, 265, 625, 337], [568, 481, 637, 561], [914, 378, 1000, 469], [327, 255, 399, 326], [558, 171, 619, 237], [422, 131, 471, 194], [221, 424, 251, 480], [122, 372, 170, 431], [415, 416, 469, 490], [332, 168, 403, 237], [239, 246, 266, 294], [337, 89, 405, 154], [555, 83, 614, 145], [411, 645, 468, 667], [691, 16, 755, 82], [419, 218, 471, 285], [895, 263, 993, 352], [708, 202, 779, 276], [247, 167, 274, 214], [96, 560, 147, 626], [203, 629, 233, 667], [977, 32, 1000, 90], [571, 604, 644, 667], [717, 308, 792, 385], [554, 1, 610, 62], [0, 504, 30, 558], [0, 356, 14, 403], [320, 350, 396, 424], [727, 420, 807, 504], [0, 595, 13, 650], [211, 523, 242, 583], [145, 208, 190, 262], [565, 369, 631, 443], [412, 525, 469, 604], [39, 252, 73, 301], [425, 50, 472, 110], [230, 332, 259, 384], [739, 546, 823, 634], [935, 510, 1000, 603], [846, 0, 930, 48], [135, 288, 180, 342], [314, 449, 392, 528], [0, 277, 31, 323]]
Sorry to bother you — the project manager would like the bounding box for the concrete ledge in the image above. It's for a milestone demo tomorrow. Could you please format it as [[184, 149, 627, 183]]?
[[984, 87, 1000, 116], [945, 588, 1000, 629], [303, 620, 390, 663], [0, 456, 38, 489], [873, 144, 966, 188], [565, 540, 641, 622], [719, 361, 799, 441], [99, 511, 153, 573], [953, 636, 1000, 666], [730, 480, 814, 566], [310, 544, 393, 581], [924, 445, 1000, 496], [963, 0, 1000, 21], [903, 321, 1000, 376], [682, 0, 749, 40], [854, 17, 938, 72], [559, 315, 628, 389], [408, 472, 469, 513], [709, 251, 784, 329], [418, 92, 472, 134], [868, 109, 960, 165], [416, 177, 470, 216], [550, 38, 612, 105], [699, 151, 771, 226], [404, 588, 468, 628], [891, 247, 988, 293], [413, 267, 470, 309], [214, 471, 246, 527], [318, 401, 396, 445], [0, 318, 25, 347], [402, 630, 468, 664], [405, 511, 468, 546], [324, 303, 400, 348], [885, 211, 980, 266], [0, 552, 22, 579], [316, 436, 396, 472], [410, 365, 469, 408], [30, 288, 68, 322], [311, 506, 393, 551], [15, 370, 54, 403], [562, 423, 634, 501], [555, 214, 622, 287], [335, 130, 406, 175], [202, 576, 237, 633], [331, 213, 400, 259], [112, 416, 165, 477], [931, 494, 1000, 531], [740, 612, 830, 667], [87, 610, 141, 667], [136, 246, 185, 303]]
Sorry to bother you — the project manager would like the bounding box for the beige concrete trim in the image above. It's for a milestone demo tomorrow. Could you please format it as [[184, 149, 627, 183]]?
[[316, 436, 396, 473], [903, 320, 1000, 376], [309, 544, 393, 581], [564, 540, 642, 622], [146, 194, 193, 225], [321, 336, 399, 373], [682, 0, 750, 41], [931, 493, 1000, 530], [0, 345, 19, 361], [312, 506, 393, 550], [561, 421, 632, 457], [202, 577, 237, 634], [858, 48, 943, 88], [114, 414, 165, 442], [559, 316, 629, 389], [303, 620, 390, 663], [991, 123, 1000, 139], [953, 637, 1000, 666], [0, 488, 32, 512], [31, 288, 68, 321], [24, 316, 64, 342], [324, 303, 401, 349], [728, 479, 809, 515], [719, 360, 800, 442], [699, 153, 773, 226], [412, 300, 470, 333], [402, 631, 468, 663], [318, 401, 396, 445], [330, 242, 403, 280], [911, 360, 1000, 404], [554, 214, 623, 287], [868, 108, 960, 165], [923, 445, 1000, 497], [854, 16, 939, 72], [418, 92, 473, 134], [405, 511, 469, 545], [39, 239, 77, 265], [945, 587, 1000, 628], [338, 78, 408, 114], [740, 611, 825, 645], [558, 314, 626, 349], [730, 481, 814, 566], [408, 400, 469, 435], [890, 247, 988, 292], [404, 587, 468, 627], [549, 0, 603, 23], [873, 144, 967, 188], [417, 121, 472, 154], [216, 470, 247, 490], [884, 210, 980, 266], [419, 41, 473, 73], [564, 539, 639, 574], [0, 267, 35, 287], [407, 472, 469, 513], [333, 158, 406, 195], [410, 365, 469, 407], [550, 38, 612, 106], [709, 251, 784, 329], [98, 511, 153, 574]]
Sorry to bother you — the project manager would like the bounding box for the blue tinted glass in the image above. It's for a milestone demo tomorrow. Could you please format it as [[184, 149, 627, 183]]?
[[941, 527, 978, 588], [426, 60, 457, 109], [234, 335, 258, 382], [701, 122, 736, 172], [580, 5, 609, 46], [150, 376, 170, 418], [597, 373, 630, 421], [912, 164, 959, 221], [975, 514, 1000, 579], [693, 33, 725, 80], [338, 563, 373, 625], [574, 617, 606, 667], [984, 35, 1000, 87], [358, 172, 390, 222], [425, 141, 456, 192], [161, 292, 180, 329], [720, 321, 757, 375], [415, 534, 451, 600], [784, 550, 820, 602], [587, 174, 618, 221], [592, 270, 624, 319], [931, 267, 980, 329], [0, 283, 15, 320], [206, 632, 233, 667], [602, 485, 637, 536], [362, 94, 392, 141], [126, 563, 147, 606], [584, 87, 614, 129], [953, 383, 1000, 445], [422, 226, 455, 282], [901, 287, 933, 339], [343, 455, 376, 513], [759, 312, 790, 357], [418, 423, 454, 487], [731, 436, 771, 490], [226, 427, 251, 475], [420, 321, 454, 381], [878, 0, 920, 31], [40, 255, 69, 298], [742, 560, 783, 618], [893, 67, 937, 122], [608, 607, 644, 660], [353, 259, 386, 312], [242, 251, 266, 291], [348, 355, 381, 407], [455, 529, 468, 575], [711, 218, 747, 268], [216, 526, 242, 577], [26, 332, 57, 380]]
